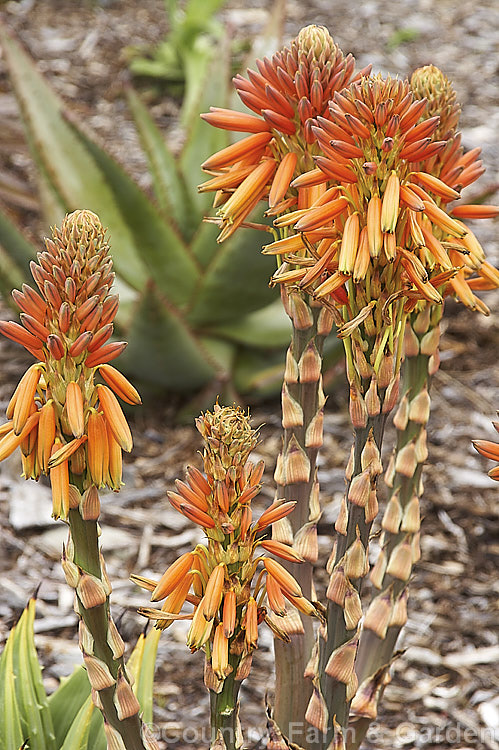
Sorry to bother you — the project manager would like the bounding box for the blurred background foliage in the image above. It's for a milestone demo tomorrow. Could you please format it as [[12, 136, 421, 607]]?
[[0, 0, 341, 408]]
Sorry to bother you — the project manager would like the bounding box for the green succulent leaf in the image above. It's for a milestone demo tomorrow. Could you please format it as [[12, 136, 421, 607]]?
[[59, 698, 95, 750], [0, 26, 148, 294], [207, 299, 291, 348], [120, 283, 218, 390], [126, 88, 195, 239], [0, 625, 24, 749], [125, 628, 161, 727], [48, 666, 92, 747], [0, 243, 27, 306], [22, 600, 56, 749], [233, 347, 286, 397], [0, 210, 37, 279], [9, 599, 56, 750], [66, 121, 200, 310], [187, 222, 277, 326], [183, 0, 226, 26], [179, 49, 230, 220]]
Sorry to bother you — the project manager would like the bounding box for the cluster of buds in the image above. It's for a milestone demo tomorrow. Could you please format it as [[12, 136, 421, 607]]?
[[199, 25, 371, 240], [0, 210, 141, 518], [133, 404, 319, 689]]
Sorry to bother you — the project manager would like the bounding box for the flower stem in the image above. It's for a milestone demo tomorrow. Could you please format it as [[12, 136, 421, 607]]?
[[273, 290, 333, 747], [66, 490, 152, 750], [349, 306, 441, 748], [209, 654, 242, 750], [313, 301, 405, 749]]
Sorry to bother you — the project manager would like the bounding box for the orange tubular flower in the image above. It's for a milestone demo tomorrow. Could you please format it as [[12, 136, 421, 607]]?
[[133, 404, 319, 694], [200, 25, 370, 240], [263, 70, 498, 321], [473, 416, 499, 481], [0, 210, 140, 517]]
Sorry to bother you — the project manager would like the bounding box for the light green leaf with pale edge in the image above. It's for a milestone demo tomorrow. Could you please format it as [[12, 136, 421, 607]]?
[[0, 244, 26, 305], [0, 210, 37, 278], [207, 299, 292, 348], [179, 44, 230, 220], [48, 666, 92, 747], [0, 27, 153, 295], [59, 698, 94, 750], [120, 284, 218, 391], [134, 628, 161, 726], [126, 88, 194, 239], [0, 628, 25, 750], [14, 599, 56, 750], [233, 347, 286, 397]]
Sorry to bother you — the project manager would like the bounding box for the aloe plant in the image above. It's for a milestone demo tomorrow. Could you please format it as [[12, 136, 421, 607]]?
[[0, 597, 160, 750], [0, 24, 299, 399], [127, 0, 227, 128]]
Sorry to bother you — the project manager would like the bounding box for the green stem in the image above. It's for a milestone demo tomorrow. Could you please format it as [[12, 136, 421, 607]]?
[[316, 308, 406, 749], [274, 292, 332, 748], [209, 655, 242, 750], [349, 308, 441, 750], [67, 495, 148, 750]]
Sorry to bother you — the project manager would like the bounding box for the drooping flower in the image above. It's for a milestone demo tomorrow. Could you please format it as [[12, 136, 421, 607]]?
[[199, 25, 370, 240], [473, 416, 499, 481], [409, 65, 499, 313], [133, 404, 319, 689], [0, 210, 141, 518], [264, 73, 498, 316]]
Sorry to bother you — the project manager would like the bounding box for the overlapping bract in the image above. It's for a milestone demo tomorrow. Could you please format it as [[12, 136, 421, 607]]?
[[0, 210, 141, 518], [134, 404, 318, 687], [199, 25, 370, 241]]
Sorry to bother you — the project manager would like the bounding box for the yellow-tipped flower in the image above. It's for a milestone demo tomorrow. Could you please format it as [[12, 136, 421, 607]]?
[[473, 414, 499, 481], [0, 211, 140, 517], [133, 404, 318, 692], [200, 25, 369, 240], [263, 71, 498, 317]]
